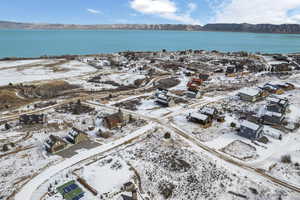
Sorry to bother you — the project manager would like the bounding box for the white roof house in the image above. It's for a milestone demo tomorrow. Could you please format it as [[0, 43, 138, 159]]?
[[190, 112, 209, 121]]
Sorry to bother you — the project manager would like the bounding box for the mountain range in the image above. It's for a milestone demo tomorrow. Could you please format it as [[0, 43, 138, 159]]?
[[1, 21, 300, 34]]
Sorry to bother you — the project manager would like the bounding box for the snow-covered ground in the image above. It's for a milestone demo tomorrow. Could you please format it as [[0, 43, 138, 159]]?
[[0, 60, 97, 86], [2, 53, 300, 200]]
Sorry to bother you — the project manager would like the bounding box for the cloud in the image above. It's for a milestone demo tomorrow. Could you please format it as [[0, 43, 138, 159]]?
[[130, 0, 201, 25], [213, 0, 300, 24], [86, 8, 101, 14]]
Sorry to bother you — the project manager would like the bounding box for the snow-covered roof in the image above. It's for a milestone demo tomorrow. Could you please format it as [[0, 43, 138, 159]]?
[[200, 107, 216, 115], [156, 99, 169, 105], [190, 112, 209, 121], [157, 93, 168, 101], [264, 83, 279, 90], [240, 120, 260, 131], [264, 111, 283, 118], [267, 97, 288, 105], [238, 88, 261, 96]]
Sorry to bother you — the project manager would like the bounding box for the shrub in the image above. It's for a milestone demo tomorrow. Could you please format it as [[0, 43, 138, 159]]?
[[164, 132, 171, 139], [230, 122, 236, 128], [281, 155, 292, 163]]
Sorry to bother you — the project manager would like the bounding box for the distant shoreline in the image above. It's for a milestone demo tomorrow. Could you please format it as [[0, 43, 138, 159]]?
[[1, 21, 300, 34]]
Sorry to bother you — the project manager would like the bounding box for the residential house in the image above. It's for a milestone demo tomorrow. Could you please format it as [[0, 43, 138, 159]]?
[[103, 109, 126, 129], [66, 127, 89, 144], [187, 112, 212, 128], [262, 111, 285, 125], [238, 88, 266, 102], [199, 107, 218, 119], [19, 114, 47, 125], [120, 191, 138, 200], [154, 93, 175, 107], [266, 97, 289, 114], [185, 90, 201, 99], [45, 135, 68, 153], [262, 83, 284, 95], [238, 120, 263, 140]]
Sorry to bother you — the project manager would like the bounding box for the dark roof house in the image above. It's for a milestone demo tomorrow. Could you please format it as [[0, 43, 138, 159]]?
[[187, 112, 212, 128], [238, 120, 263, 140]]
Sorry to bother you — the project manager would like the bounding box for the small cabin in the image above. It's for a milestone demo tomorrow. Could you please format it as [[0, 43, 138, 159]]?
[[187, 112, 212, 128], [238, 120, 263, 140], [45, 135, 68, 153], [66, 128, 89, 144]]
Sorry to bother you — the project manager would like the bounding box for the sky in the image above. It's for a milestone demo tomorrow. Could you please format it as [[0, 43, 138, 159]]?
[[1, 0, 300, 25]]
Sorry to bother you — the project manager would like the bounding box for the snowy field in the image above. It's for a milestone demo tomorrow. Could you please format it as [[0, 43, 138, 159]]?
[[0, 60, 97, 86]]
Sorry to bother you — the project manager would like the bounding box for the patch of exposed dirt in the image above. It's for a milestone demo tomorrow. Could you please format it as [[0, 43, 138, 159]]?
[[29, 80, 79, 98], [156, 78, 180, 89], [0, 89, 32, 111]]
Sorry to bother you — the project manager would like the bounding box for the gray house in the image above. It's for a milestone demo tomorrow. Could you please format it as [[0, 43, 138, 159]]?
[[262, 111, 285, 125], [238, 120, 263, 140], [266, 97, 289, 113]]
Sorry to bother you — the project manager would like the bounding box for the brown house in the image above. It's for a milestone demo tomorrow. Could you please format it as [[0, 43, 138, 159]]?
[[45, 135, 68, 153], [103, 110, 126, 129], [66, 127, 89, 144]]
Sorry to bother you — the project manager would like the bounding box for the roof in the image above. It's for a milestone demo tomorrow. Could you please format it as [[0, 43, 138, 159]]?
[[239, 88, 261, 96], [104, 111, 123, 128], [240, 120, 261, 131], [267, 97, 288, 106], [157, 93, 168, 101], [264, 83, 279, 90], [190, 112, 209, 121], [264, 111, 283, 118], [120, 195, 133, 200], [200, 107, 216, 115]]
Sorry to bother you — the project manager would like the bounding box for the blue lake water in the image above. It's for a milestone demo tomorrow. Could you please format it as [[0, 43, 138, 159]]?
[[0, 29, 300, 58]]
